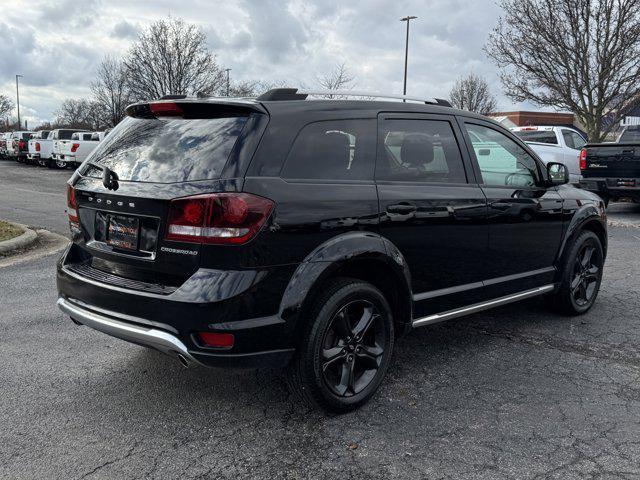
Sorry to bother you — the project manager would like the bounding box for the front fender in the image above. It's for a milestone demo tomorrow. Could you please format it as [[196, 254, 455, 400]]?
[[278, 231, 412, 333]]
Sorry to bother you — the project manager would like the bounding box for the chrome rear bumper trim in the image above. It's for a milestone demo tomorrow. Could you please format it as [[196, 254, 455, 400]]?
[[57, 297, 200, 367], [412, 284, 555, 328]]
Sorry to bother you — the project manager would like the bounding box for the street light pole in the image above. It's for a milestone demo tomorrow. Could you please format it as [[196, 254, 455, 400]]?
[[15, 74, 23, 129], [400, 16, 417, 96], [225, 68, 231, 97]]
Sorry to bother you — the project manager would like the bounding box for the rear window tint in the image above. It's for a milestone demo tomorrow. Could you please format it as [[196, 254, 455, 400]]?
[[281, 120, 376, 181], [513, 130, 558, 145], [620, 129, 640, 143], [82, 116, 248, 183], [58, 130, 75, 140]]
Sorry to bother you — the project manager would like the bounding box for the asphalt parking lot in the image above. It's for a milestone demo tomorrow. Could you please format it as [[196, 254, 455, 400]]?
[[1, 160, 640, 479]]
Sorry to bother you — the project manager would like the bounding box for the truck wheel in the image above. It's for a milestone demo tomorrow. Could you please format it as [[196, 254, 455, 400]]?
[[549, 230, 604, 315], [286, 278, 395, 413], [55, 160, 68, 169]]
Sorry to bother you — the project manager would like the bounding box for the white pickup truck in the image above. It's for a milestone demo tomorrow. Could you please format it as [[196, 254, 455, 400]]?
[[51, 130, 91, 169], [26, 130, 52, 166], [58, 131, 101, 168], [511, 126, 587, 183]]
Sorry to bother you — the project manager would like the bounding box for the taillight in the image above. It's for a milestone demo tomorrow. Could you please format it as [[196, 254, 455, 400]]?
[[579, 148, 587, 170], [35, 142, 41, 152], [165, 193, 274, 245], [70, 143, 80, 153], [66, 184, 79, 224], [197, 332, 234, 348], [150, 102, 184, 117]]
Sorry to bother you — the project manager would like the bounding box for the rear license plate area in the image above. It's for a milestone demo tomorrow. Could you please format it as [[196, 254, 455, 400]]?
[[103, 214, 140, 251]]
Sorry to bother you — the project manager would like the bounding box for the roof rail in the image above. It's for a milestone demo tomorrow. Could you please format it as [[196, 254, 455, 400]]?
[[256, 88, 452, 106]]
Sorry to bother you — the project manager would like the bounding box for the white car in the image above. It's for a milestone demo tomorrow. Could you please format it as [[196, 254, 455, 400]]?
[[0, 132, 12, 158], [59, 131, 101, 168], [26, 130, 52, 166], [51, 129, 90, 169], [511, 126, 586, 183]]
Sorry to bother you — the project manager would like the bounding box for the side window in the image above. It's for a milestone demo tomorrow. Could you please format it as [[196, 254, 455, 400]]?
[[465, 123, 539, 187], [377, 119, 467, 183], [565, 130, 585, 150], [281, 120, 375, 181]]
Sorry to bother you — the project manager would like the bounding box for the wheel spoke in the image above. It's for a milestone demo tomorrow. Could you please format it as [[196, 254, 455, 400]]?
[[336, 360, 355, 396], [585, 281, 597, 300], [356, 344, 383, 369], [322, 347, 344, 371], [581, 246, 595, 269], [353, 307, 377, 338], [570, 275, 582, 291], [333, 309, 352, 340]]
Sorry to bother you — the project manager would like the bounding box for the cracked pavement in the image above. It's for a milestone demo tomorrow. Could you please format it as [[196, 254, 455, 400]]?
[[1, 161, 639, 479]]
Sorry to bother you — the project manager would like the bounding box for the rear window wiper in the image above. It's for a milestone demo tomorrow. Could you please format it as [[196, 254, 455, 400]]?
[[85, 162, 119, 191]]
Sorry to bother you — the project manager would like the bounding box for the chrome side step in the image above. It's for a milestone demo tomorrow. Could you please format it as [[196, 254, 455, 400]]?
[[412, 284, 555, 328]]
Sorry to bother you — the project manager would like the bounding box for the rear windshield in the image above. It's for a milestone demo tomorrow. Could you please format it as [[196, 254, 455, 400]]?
[[620, 129, 640, 143], [82, 115, 248, 183], [58, 130, 76, 140], [513, 130, 558, 145]]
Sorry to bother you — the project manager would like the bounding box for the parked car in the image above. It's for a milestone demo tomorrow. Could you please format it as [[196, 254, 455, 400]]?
[[6, 131, 34, 162], [579, 132, 640, 206], [50, 129, 88, 169], [57, 90, 607, 412], [0, 132, 11, 159], [59, 131, 100, 168], [512, 126, 586, 183], [26, 130, 51, 166]]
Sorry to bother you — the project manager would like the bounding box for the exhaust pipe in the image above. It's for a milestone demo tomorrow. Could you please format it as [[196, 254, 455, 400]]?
[[176, 353, 190, 368]]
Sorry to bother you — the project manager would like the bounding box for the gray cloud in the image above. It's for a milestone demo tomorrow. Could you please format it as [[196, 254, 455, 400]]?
[[0, 0, 520, 124]]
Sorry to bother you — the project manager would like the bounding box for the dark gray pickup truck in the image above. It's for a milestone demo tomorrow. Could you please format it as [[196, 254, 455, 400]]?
[[579, 127, 640, 206]]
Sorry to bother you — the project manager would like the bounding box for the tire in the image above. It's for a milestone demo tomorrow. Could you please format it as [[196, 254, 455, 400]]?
[[549, 230, 604, 315], [286, 277, 395, 413], [55, 159, 68, 169]]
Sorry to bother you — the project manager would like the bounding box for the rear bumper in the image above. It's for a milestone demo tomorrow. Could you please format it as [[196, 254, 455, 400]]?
[[580, 178, 640, 198], [56, 246, 298, 368], [57, 297, 294, 368]]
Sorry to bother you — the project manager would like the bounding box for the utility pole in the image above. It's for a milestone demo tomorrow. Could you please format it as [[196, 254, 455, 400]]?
[[400, 16, 417, 96], [15, 74, 23, 129], [225, 69, 231, 97]]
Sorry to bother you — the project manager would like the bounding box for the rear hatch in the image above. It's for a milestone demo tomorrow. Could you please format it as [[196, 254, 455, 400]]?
[[65, 99, 268, 293], [582, 143, 640, 179]]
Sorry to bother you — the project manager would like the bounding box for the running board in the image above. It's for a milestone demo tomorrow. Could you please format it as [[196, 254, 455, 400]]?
[[412, 284, 555, 328]]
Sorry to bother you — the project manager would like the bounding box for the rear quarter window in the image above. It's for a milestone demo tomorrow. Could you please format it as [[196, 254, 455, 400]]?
[[82, 115, 248, 183], [281, 119, 376, 181]]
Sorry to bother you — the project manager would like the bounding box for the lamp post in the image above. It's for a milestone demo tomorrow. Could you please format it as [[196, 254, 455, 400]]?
[[15, 74, 23, 129], [225, 68, 231, 97], [400, 16, 417, 96]]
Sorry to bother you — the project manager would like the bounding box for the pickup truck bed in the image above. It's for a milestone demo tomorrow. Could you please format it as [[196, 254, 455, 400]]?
[[579, 143, 640, 205]]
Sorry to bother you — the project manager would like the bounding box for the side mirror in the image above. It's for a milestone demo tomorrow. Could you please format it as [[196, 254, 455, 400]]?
[[546, 162, 569, 186]]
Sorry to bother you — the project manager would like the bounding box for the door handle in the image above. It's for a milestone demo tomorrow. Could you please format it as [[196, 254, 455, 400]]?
[[387, 203, 417, 214]]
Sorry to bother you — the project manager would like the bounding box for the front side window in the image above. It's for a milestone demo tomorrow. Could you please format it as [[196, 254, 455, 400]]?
[[465, 123, 539, 187], [377, 119, 467, 183], [281, 120, 375, 181]]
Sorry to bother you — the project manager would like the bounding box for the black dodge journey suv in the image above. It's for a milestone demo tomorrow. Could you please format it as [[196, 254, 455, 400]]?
[[57, 88, 607, 412]]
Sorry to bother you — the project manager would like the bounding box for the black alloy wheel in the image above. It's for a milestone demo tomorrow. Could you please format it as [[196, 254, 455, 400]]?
[[571, 243, 600, 307], [321, 300, 386, 398]]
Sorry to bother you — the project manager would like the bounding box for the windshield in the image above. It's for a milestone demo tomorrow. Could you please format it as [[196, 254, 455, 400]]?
[[58, 130, 76, 140], [81, 115, 248, 183], [513, 130, 558, 145]]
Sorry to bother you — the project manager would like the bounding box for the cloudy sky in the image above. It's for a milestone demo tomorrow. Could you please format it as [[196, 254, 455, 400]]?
[[0, 0, 526, 127]]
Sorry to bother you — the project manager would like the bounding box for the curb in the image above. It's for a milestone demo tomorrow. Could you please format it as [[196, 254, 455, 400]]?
[[0, 222, 38, 255]]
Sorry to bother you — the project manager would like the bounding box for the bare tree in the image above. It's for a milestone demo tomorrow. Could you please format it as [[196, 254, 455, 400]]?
[[91, 56, 130, 127], [123, 18, 226, 100], [486, 0, 640, 141], [449, 73, 497, 115], [54, 99, 106, 130], [0, 95, 13, 122], [316, 63, 356, 98]]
